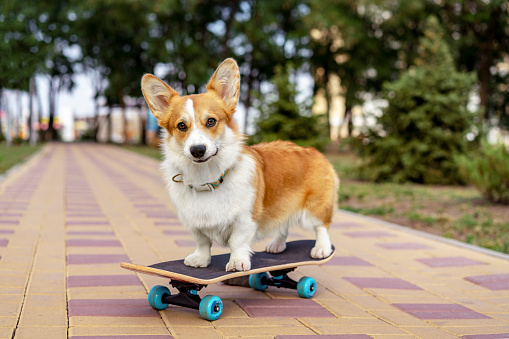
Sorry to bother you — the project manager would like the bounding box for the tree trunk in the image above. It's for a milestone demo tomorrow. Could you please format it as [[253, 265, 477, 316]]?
[[107, 106, 112, 143], [0, 88, 4, 141], [342, 106, 353, 139], [29, 78, 37, 145]]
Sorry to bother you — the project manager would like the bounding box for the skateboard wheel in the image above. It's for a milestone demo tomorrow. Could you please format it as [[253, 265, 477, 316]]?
[[148, 285, 171, 310], [249, 272, 269, 291], [297, 277, 317, 298], [199, 295, 223, 321]]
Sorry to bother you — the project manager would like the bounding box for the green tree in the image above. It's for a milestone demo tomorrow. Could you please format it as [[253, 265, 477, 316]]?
[[251, 64, 328, 151], [357, 16, 477, 184]]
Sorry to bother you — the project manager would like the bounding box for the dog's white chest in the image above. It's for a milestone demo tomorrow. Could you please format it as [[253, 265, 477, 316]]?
[[164, 154, 256, 230]]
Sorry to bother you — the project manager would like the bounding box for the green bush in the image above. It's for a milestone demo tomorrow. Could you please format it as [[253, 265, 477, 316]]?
[[457, 142, 509, 204], [250, 64, 329, 152], [355, 16, 478, 184]]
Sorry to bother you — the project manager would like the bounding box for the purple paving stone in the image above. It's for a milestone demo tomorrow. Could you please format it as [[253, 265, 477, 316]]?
[[145, 214, 176, 219], [67, 254, 130, 264], [0, 230, 14, 234], [68, 305, 159, 317], [236, 299, 335, 318], [277, 336, 373, 339], [66, 220, 110, 225], [462, 334, 509, 339], [328, 256, 373, 266], [0, 239, 8, 247], [465, 274, 509, 291], [70, 336, 173, 339], [67, 299, 161, 318], [66, 239, 122, 247], [174, 239, 195, 247], [344, 231, 396, 238], [154, 221, 182, 226], [69, 299, 147, 306], [392, 303, 491, 320], [417, 256, 486, 267], [134, 204, 166, 208], [377, 242, 431, 250], [66, 214, 105, 218], [66, 231, 114, 236], [67, 275, 141, 287], [344, 277, 422, 290], [163, 230, 190, 235], [331, 222, 364, 229], [0, 220, 19, 225]]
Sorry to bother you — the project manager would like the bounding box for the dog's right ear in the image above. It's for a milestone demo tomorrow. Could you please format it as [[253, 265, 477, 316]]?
[[141, 74, 179, 122]]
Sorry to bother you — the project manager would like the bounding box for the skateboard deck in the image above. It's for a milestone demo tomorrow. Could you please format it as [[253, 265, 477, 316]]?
[[121, 240, 335, 285]]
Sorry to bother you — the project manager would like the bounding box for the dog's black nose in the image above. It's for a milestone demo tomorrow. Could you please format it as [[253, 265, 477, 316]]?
[[190, 145, 207, 158]]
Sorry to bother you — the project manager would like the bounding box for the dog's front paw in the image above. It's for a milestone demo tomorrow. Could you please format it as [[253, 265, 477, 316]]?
[[225, 256, 251, 272], [310, 245, 332, 259], [184, 252, 211, 268], [265, 239, 286, 254]]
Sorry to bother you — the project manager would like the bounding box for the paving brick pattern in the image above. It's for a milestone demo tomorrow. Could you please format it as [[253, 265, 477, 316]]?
[[1, 143, 509, 339]]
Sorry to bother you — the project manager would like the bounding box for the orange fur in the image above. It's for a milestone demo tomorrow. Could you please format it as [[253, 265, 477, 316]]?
[[245, 141, 339, 233]]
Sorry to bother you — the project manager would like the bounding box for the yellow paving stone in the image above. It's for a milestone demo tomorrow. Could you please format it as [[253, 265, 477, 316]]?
[[67, 285, 146, 294], [19, 307, 68, 327], [315, 299, 375, 318], [0, 302, 21, 317], [343, 295, 396, 311], [27, 279, 65, 295], [402, 326, 459, 339], [160, 307, 217, 327], [0, 318, 17, 328], [376, 295, 450, 304], [69, 326, 171, 336], [215, 324, 315, 337], [453, 297, 509, 313], [0, 287, 25, 294], [23, 294, 66, 309], [443, 325, 509, 336], [369, 310, 432, 327], [13, 326, 67, 339], [364, 289, 439, 298], [428, 318, 509, 327], [0, 327, 14, 339], [170, 326, 223, 339], [69, 316, 166, 327], [0, 275, 28, 287]]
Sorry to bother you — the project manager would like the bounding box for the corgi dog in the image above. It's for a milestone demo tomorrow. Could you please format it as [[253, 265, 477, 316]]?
[[141, 58, 339, 271]]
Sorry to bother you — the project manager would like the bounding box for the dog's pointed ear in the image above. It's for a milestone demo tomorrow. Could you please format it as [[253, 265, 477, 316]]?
[[141, 74, 179, 122], [206, 58, 240, 112]]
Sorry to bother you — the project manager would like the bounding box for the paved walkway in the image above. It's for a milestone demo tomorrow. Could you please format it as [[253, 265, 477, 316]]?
[[1, 143, 509, 339]]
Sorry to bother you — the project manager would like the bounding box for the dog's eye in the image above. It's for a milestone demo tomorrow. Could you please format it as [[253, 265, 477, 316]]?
[[177, 122, 187, 131], [206, 118, 216, 127]]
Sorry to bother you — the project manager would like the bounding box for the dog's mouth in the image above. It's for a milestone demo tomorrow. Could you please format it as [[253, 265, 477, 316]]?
[[192, 148, 219, 163]]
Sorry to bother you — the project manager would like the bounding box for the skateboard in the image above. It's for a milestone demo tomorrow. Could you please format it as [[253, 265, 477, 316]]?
[[120, 240, 335, 321]]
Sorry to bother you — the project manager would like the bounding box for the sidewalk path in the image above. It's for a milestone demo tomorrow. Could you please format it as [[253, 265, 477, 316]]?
[[1, 143, 509, 339]]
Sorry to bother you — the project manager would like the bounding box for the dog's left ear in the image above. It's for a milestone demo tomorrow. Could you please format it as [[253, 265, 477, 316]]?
[[206, 58, 240, 112]]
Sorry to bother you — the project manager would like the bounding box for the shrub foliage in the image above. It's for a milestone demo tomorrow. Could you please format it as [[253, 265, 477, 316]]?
[[357, 16, 477, 184], [457, 142, 509, 205]]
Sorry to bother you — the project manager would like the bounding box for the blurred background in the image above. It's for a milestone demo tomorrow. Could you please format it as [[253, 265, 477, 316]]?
[[1, 0, 509, 252]]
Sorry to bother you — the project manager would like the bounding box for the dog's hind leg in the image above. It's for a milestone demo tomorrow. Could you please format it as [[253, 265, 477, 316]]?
[[311, 224, 332, 259]]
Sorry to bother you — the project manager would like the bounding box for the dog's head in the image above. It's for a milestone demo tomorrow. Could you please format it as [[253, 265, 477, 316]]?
[[141, 59, 241, 164]]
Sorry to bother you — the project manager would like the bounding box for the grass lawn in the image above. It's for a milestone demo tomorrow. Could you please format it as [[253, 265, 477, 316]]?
[[0, 144, 42, 175], [329, 153, 509, 254], [121, 144, 509, 254]]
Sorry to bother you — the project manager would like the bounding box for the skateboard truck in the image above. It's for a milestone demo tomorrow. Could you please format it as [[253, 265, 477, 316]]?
[[147, 269, 317, 321]]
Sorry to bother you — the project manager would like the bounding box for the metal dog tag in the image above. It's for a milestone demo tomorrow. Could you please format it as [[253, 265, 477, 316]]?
[[193, 183, 213, 192]]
